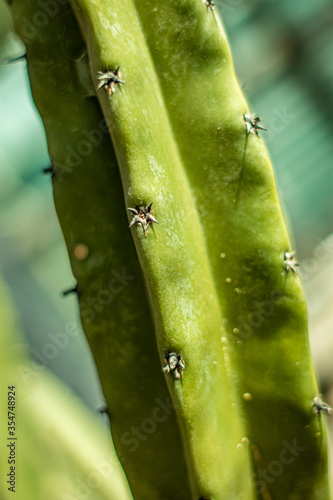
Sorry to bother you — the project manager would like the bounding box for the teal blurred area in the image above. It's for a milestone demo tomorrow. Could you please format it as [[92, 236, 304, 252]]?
[[1, 0, 332, 423]]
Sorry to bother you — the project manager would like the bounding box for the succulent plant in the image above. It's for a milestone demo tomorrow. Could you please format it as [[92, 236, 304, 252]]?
[[10, 0, 329, 498]]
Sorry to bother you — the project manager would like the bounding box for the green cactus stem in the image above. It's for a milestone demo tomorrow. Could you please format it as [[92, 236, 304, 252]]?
[[11, 3, 193, 499], [69, 0, 255, 497], [128, 2, 329, 497]]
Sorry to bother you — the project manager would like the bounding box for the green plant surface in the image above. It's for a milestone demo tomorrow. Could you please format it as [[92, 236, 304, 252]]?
[[129, 2, 329, 498], [10, 2, 193, 499], [12, 0, 253, 499], [69, 0, 255, 498], [0, 279, 133, 500], [10, 0, 329, 499]]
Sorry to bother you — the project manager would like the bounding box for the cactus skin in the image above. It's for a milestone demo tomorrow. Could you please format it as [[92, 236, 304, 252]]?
[[70, 0, 255, 498], [11, 3, 193, 499], [130, 2, 329, 498], [11, 0, 329, 499]]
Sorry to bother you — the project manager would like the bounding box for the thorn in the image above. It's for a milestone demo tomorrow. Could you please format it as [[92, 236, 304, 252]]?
[[244, 113, 266, 138], [42, 164, 54, 175], [96, 67, 124, 95], [147, 213, 158, 225], [127, 203, 158, 235], [62, 284, 79, 297], [162, 351, 186, 379], [128, 217, 138, 229], [313, 397, 333, 416], [202, 0, 215, 10], [284, 251, 300, 274], [97, 403, 110, 416], [0, 53, 27, 65]]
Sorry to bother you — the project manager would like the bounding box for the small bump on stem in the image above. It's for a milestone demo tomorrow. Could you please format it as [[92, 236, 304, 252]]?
[[73, 243, 89, 261]]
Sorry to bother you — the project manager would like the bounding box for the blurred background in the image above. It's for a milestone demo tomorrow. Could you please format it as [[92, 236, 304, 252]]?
[[1, 0, 333, 488]]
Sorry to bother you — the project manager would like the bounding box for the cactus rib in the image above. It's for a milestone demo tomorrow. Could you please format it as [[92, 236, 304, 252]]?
[[69, 0, 255, 497], [131, 1, 329, 497]]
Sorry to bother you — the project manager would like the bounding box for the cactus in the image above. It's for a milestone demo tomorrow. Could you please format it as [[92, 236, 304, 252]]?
[[10, 0, 329, 499]]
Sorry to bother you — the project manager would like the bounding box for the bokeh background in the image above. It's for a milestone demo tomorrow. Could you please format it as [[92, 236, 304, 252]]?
[[1, 0, 333, 491]]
